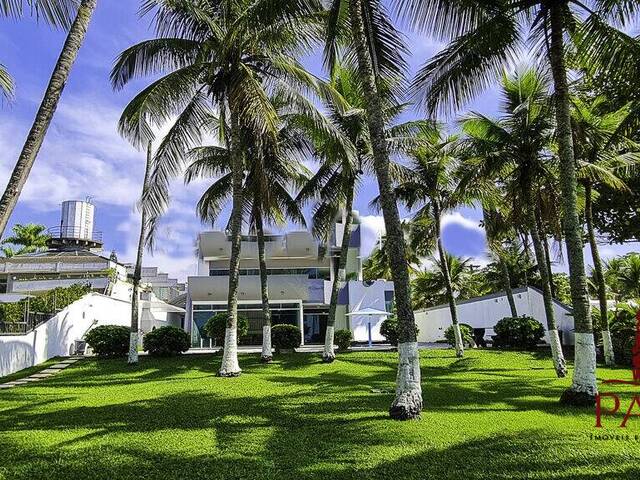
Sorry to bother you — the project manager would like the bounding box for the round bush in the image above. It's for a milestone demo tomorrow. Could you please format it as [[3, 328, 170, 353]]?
[[143, 326, 190, 357], [85, 325, 130, 357], [380, 315, 399, 345], [444, 323, 474, 348], [380, 315, 419, 345], [272, 324, 301, 353], [203, 312, 249, 346], [493, 316, 545, 349], [334, 329, 353, 351]]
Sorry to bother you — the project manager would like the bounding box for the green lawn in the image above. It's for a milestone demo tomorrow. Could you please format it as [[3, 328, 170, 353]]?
[[0, 350, 638, 479]]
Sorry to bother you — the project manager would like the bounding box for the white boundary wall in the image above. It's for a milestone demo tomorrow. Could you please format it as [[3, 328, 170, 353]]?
[[414, 287, 575, 346], [0, 293, 130, 377], [1, 282, 183, 377]]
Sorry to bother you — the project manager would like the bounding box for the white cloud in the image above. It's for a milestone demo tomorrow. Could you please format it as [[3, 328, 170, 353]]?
[[359, 214, 386, 257], [441, 212, 485, 234]]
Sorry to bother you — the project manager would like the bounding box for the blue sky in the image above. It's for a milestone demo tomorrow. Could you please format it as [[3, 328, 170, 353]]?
[[0, 2, 636, 280]]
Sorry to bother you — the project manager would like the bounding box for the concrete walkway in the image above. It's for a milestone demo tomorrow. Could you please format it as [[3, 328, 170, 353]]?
[[0, 357, 82, 390]]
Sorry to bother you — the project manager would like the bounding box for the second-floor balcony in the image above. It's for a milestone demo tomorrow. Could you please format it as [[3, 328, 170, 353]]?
[[198, 231, 323, 260]]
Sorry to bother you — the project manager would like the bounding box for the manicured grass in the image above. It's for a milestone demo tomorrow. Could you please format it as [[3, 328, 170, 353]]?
[[0, 350, 638, 479], [0, 357, 63, 384]]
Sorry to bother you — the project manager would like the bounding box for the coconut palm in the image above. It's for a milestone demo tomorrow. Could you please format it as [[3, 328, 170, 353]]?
[[298, 65, 426, 362], [458, 68, 568, 377], [571, 94, 640, 366], [395, 0, 638, 405], [481, 207, 519, 317], [0, 0, 79, 99], [0, 0, 96, 237], [411, 253, 489, 310], [184, 99, 314, 364], [112, 0, 330, 377], [605, 253, 640, 300], [391, 127, 475, 357], [128, 143, 153, 366], [1, 223, 50, 255], [325, 0, 422, 419]]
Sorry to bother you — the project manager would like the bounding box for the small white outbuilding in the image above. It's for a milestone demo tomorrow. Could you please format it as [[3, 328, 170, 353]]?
[[414, 286, 575, 346]]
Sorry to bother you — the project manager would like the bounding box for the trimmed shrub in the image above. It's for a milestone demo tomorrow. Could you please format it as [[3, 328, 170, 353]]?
[[444, 323, 474, 348], [493, 316, 545, 349], [335, 329, 353, 351], [143, 326, 190, 357], [380, 314, 419, 346], [272, 324, 301, 353], [85, 325, 130, 357], [203, 312, 249, 346]]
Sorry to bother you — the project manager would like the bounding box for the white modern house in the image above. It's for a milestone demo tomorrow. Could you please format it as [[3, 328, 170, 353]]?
[[124, 265, 186, 302], [186, 211, 395, 347], [414, 286, 575, 346]]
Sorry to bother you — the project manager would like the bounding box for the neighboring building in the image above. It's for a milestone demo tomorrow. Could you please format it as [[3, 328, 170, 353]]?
[[414, 286, 575, 346], [125, 266, 186, 302], [0, 200, 127, 296], [186, 211, 395, 347]]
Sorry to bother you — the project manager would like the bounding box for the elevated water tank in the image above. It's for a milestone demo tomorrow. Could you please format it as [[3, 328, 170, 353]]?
[[47, 200, 103, 251], [61, 200, 95, 240]]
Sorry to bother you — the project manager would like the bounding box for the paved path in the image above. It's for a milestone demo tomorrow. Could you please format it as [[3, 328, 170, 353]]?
[[0, 357, 82, 390]]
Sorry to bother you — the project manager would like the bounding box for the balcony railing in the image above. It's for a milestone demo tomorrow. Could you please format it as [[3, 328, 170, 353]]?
[[47, 226, 103, 243]]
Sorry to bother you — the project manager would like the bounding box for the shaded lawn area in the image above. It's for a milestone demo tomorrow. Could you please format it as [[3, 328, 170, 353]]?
[[0, 350, 639, 480]]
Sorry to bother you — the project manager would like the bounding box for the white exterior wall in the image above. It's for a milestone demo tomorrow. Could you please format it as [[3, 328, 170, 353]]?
[[414, 287, 575, 345], [0, 293, 130, 377], [0, 287, 183, 377], [347, 280, 393, 343]]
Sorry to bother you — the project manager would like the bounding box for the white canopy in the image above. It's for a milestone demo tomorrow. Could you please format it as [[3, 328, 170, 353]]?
[[346, 307, 391, 316]]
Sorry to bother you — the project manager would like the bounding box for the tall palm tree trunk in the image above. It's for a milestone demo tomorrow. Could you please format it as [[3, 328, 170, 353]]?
[[585, 182, 614, 365], [218, 111, 244, 377], [323, 191, 354, 363], [549, 6, 598, 405], [499, 257, 518, 317], [541, 232, 556, 298], [128, 142, 152, 365], [0, 0, 97, 238], [435, 205, 463, 357], [349, 0, 421, 420], [529, 199, 567, 377], [255, 209, 272, 363]]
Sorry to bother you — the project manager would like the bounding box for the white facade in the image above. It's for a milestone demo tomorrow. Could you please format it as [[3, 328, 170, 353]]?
[[347, 280, 394, 342], [414, 287, 575, 346]]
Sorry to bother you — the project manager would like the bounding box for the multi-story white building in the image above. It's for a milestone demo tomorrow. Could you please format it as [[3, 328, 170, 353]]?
[[124, 266, 186, 302], [186, 212, 394, 347]]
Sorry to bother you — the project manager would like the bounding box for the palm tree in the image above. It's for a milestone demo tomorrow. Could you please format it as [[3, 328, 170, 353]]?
[[571, 94, 640, 366], [1, 223, 50, 255], [458, 69, 567, 377], [0, 0, 97, 238], [298, 65, 425, 362], [184, 99, 313, 364], [411, 253, 489, 310], [605, 253, 640, 300], [482, 207, 519, 317], [395, 0, 638, 405], [325, 0, 422, 420], [0, 0, 78, 99], [392, 127, 470, 357], [128, 142, 153, 366], [112, 0, 329, 377]]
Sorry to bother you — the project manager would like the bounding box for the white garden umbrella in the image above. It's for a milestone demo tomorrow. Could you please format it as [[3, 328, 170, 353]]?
[[346, 308, 391, 347]]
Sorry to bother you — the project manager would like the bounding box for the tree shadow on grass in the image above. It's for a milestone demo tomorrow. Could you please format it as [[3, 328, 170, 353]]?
[[0, 419, 636, 480]]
